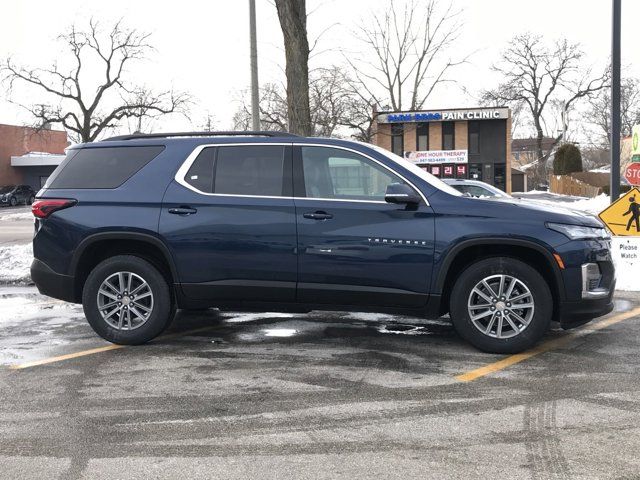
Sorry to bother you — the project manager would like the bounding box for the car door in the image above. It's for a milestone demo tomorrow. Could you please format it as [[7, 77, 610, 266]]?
[[294, 145, 435, 308], [159, 143, 297, 303], [14, 186, 25, 202]]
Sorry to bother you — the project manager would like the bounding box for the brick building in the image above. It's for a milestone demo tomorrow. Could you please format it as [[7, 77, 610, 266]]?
[[0, 124, 68, 190], [372, 106, 513, 192]]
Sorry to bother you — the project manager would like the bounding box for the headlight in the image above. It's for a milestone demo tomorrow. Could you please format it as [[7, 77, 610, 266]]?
[[546, 222, 610, 240]]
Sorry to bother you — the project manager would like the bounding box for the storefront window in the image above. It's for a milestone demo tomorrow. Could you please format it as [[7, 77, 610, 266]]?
[[416, 123, 428, 151], [442, 122, 455, 150], [468, 121, 480, 154], [391, 124, 404, 156]]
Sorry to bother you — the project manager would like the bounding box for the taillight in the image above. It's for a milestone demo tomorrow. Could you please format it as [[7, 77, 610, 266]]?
[[31, 199, 77, 219]]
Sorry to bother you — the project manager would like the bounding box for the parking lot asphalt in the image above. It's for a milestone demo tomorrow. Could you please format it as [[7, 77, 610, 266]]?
[[1, 287, 640, 479]]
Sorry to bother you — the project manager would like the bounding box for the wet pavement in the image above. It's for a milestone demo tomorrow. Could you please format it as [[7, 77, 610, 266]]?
[[1, 286, 640, 479]]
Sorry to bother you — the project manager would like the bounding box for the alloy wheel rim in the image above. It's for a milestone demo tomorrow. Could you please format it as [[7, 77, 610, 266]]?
[[97, 271, 154, 331], [467, 274, 535, 339]]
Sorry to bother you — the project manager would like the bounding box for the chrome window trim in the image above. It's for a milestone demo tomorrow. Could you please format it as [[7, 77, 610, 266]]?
[[174, 142, 429, 205]]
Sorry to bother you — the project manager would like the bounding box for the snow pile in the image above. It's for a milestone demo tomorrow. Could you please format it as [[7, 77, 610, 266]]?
[[0, 243, 33, 284], [0, 211, 33, 221], [520, 192, 610, 216]]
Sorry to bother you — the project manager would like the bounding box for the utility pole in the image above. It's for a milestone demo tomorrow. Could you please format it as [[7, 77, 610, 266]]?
[[610, 0, 621, 201], [249, 0, 260, 131]]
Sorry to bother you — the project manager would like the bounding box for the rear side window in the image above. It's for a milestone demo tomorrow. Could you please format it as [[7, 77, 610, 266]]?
[[47, 146, 165, 189], [185, 148, 215, 192], [215, 146, 285, 196]]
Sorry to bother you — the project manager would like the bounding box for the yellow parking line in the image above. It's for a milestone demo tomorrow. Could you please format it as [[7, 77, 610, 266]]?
[[10, 345, 124, 370], [456, 306, 640, 383], [9, 325, 219, 370]]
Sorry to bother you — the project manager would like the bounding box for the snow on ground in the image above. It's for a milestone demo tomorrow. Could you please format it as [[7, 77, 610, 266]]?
[[0, 211, 32, 221], [0, 243, 33, 284]]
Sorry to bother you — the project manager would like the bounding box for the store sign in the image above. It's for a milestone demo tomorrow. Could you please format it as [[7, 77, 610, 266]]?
[[378, 108, 509, 124], [404, 150, 468, 164]]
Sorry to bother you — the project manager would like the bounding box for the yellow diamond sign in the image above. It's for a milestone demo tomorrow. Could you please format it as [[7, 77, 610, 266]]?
[[599, 188, 640, 236]]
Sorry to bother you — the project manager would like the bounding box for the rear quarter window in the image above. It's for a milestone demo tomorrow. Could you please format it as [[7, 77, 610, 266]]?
[[46, 146, 165, 189]]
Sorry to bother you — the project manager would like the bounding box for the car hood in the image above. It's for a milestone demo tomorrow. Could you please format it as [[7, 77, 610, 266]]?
[[479, 196, 604, 227]]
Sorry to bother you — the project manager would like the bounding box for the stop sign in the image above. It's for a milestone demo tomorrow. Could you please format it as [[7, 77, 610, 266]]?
[[625, 163, 640, 186]]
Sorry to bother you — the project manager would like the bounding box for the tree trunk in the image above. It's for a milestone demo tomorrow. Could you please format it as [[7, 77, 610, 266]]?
[[275, 0, 312, 136]]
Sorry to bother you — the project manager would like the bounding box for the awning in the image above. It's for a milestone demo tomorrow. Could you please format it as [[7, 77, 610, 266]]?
[[10, 153, 65, 167]]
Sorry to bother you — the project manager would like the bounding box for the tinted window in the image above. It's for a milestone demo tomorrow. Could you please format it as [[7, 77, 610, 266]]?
[[417, 123, 428, 151], [442, 122, 455, 150], [301, 146, 408, 201], [391, 124, 404, 156], [185, 148, 214, 193], [214, 146, 285, 196], [47, 146, 165, 189]]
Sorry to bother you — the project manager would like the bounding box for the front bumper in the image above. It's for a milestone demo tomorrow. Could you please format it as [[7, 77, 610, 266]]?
[[558, 290, 615, 329], [30, 258, 77, 303]]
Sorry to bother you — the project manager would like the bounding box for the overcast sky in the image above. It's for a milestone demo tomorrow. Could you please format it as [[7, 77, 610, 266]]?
[[1, 0, 638, 139]]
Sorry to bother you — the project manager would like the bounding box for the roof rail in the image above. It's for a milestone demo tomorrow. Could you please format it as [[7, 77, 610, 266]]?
[[102, 131, 299, 141]]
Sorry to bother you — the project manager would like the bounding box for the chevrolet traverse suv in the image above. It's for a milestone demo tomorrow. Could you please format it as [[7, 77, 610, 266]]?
[[31, 132, 615, 353]]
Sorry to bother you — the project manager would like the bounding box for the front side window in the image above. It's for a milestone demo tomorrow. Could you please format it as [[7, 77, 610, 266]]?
[[301, 146, 408, 201]]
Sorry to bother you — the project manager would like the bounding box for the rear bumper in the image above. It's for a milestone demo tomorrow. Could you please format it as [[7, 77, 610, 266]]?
[[30, 258, 77, 303]]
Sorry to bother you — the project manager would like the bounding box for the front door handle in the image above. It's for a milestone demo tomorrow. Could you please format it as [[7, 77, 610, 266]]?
[[303, 211, 333, 220], [168, 206, 197, 215]]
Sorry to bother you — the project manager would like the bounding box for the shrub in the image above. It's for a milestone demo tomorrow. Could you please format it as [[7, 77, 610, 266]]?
[[553, 143, 583, 175]]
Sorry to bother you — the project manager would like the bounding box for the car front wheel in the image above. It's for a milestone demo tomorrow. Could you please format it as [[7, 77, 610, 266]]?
[[449, 257, 552, 354], [9, 196, 17, 206], [82, 255, 175, 345]]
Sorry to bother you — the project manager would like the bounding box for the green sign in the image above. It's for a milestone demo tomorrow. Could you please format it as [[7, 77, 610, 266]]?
[[633, 124, 640, 157]]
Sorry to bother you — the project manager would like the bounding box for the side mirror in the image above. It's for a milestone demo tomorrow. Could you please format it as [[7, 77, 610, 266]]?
[[385, 183, 421, 205]]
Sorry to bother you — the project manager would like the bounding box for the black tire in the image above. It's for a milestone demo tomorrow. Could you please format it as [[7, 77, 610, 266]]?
[[449, 257, 552, 354], [9, 196, 17, 206], [28, 195, 35, 205], [82, 255, 175, 345]]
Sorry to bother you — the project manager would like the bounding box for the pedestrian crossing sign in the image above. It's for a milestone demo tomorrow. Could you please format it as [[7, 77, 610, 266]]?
[[599, 187, 640, 236]]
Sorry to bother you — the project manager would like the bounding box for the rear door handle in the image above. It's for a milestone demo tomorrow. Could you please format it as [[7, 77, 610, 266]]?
[[168, 206, 197, 215], [303, 211, 333, 220]]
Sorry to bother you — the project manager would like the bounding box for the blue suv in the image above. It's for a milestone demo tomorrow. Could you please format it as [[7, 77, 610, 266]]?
[[30, 132, 615, 353]]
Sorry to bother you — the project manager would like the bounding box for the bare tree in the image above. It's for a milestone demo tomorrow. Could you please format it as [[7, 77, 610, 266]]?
[[482, 33, 609, 183], [1, 20, 189, 143], [588, 76, 640, 145], [234, 67, 363, 137], [346, 0, 466, 114], [275, 0, 312, 136]]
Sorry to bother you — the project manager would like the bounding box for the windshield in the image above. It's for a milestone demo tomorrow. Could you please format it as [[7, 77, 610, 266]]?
[[363, 143, 462, 196], [0, 186, 15, 194]]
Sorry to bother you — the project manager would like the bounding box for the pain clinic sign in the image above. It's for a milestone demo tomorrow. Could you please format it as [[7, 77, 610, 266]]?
[[405, 149, 468, 164], [378, 108, 509, 124]]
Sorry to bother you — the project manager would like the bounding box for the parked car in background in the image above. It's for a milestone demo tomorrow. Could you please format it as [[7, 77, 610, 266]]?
[[0, 185, 36, 206], [30, 132, 614, 354], [443, 179, 510, 198]]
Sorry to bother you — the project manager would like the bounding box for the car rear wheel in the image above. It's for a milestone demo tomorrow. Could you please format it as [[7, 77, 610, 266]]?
[[449, 257, 552, 353], [27, 195, 35, 205], [82, 255, 175, 345]]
